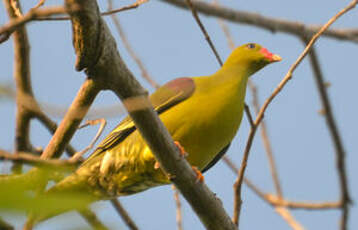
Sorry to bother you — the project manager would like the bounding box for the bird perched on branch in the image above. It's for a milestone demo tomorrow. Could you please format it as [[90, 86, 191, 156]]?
[[29, 43, 281, 224]]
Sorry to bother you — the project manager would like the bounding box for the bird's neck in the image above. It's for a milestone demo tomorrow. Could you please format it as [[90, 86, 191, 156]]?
[[211, 64, 250, 89]]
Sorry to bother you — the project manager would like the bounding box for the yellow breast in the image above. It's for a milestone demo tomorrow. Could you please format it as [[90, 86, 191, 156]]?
[[159, 75, 247, 170]]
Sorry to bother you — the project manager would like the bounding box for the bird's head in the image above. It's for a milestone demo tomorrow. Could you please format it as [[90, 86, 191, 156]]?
[[222, 43, 281, 76]]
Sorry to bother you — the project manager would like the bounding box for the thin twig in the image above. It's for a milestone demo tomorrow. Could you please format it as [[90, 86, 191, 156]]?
[[70, 119, 107, 161], [103, 0, 148, 16], [31, 0, 46, 10], [0, 6, 67, 43], [225, 156, 336, 229], [302, 38, 351, 230], [232, 122, 257, 226], [35, 112, 78, 157], [184, 0, 223, 65], [172, 186, 184, 230], [243, 104, 254, 128], [108, 0, 160, 89], [40, 80, 100, 160], [223, 157, 341, 210], [111, 199, 139, 230], [275, 207, 305, 230], [33, 0, 149, 21], [79, 209, 109, 230], [4, 0, 32, 174], [214, 3, 235, 51], [248, 81, 283, 197], [9, 0, 22, 17], [0, 149, 80, 168]]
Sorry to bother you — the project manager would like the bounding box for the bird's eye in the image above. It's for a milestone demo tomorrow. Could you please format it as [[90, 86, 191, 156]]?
[[246, 43, 256, 49]]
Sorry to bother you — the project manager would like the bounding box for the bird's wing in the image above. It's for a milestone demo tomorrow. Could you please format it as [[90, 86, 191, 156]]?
[[201, 143, 231, 173], [87, 77, 196, 159]]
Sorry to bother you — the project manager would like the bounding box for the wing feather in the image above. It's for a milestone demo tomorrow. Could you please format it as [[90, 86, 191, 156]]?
[[87, 77, 195, 161]]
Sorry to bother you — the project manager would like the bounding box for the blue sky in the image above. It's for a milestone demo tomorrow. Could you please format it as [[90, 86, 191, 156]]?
[[1, 0, 357, 229]]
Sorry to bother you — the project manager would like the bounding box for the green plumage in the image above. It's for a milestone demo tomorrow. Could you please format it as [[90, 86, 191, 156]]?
[[35, 43, 281, 222]]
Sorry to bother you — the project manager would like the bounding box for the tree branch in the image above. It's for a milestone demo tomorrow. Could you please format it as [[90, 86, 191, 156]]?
[[0, 149, 80, 169], [3, 0, 33, 173], [33, 0, 149, 21], [184, 0, 223, 65], [275, 207, 304, 230], [172, 186, 183, 230], [110, 199, 139, 230], [39, 80, 100, 160], [160, 0, 358, 44], [302, 38, 351, 230], [224, 157, 341, 208], [248, 81, 283, 197], [79, 209, 109, 230], [0, 5, 67, 43]]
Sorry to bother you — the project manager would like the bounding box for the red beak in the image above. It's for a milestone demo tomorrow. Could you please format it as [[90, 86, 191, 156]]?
[[260, 47, 282, 62]]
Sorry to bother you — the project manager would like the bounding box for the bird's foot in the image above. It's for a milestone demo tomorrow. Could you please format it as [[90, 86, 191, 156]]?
[[192, 166, 204, 183], [154, 141, 187, 170], [174, 141, 188, 158], [154, 161, 160, 169]]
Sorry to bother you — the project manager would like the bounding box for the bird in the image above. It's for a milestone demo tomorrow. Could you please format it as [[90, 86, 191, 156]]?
[[29, 43, 281, 224]]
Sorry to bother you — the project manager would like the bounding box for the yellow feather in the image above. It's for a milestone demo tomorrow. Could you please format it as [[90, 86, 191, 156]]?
[[36, 43, 281, 223]]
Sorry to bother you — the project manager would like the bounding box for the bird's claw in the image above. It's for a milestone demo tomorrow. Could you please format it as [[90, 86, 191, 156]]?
[[154, 141, 187, 170], [154, 161, 160, 169], [192, 166, 204, 183], [174, 141, 188, 158]]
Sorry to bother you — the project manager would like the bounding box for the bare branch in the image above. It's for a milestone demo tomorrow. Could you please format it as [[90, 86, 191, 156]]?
[[0, 149, 80, 168], [213, 0, 235, 51], [302, 38, 351, 230], [232, 122, 257, 226], [9, 0, 22, 16], [184, 0, 223, 66], [33, 0, 149, 21], [247, 81, 283, 197], [31, 0, 46, 10], [79, 209, 109, 230], [40, 80, 100, 160], [111, 199, 139, 230], [102, 0, 149, 16], [275, 207, 305, 230], [223, 157, 341, 210], [0, 6, 67, 43], [3, 0, 33, 173], [35, 112, 78, 157], [70, 119, 107, 161], [160, 0, 358, 43], [172, 186, 184, 230], [243, 104, 254, 128], [266, 194, 341, 210]]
